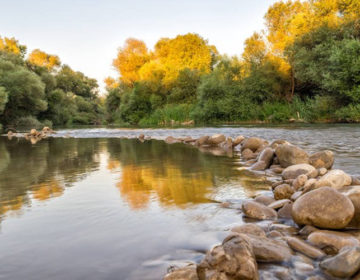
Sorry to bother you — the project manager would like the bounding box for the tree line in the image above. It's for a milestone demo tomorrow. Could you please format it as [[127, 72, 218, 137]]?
[[104, 0, 360, 125], [0, 38, 104, 131], [1, 0, 360, 131]]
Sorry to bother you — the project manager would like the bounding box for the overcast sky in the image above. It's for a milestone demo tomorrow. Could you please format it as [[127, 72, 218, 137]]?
[[0, 0, 278, 91]]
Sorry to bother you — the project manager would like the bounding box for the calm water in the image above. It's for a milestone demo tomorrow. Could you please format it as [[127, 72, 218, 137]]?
[[0, 124, 359, 280]]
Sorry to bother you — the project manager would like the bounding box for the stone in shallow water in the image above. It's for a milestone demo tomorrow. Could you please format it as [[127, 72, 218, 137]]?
[[286, 237, 325, 259], [278, 203, 293, 219], [292, 187, 354, 229], [274, 184, 294, 200], [232, 136, 245, 147], [241, 137, 265, 152], [246, 235, 293, 263], [207, 134, 226, 146], [268, 199, 291, 210], [275, 144, 309, 168], [282, 164, 316, 180], [307, 230, 360, 254], [163, 265, 198, 280], [197, 233, 259, 280], [320, 246, 360, 278], [315, 169, 352, 190], [254, 194, 275, 206], [242, 201, 278, 220], [339, 185, 360, 226], [242, 148, 256, 160], [231, 223, 266, 238], [309, 150, 334, 169]]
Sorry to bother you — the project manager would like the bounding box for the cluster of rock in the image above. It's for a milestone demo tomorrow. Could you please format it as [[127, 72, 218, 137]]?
[[7, 127, 55, 144], [155, 134, 360, 279]]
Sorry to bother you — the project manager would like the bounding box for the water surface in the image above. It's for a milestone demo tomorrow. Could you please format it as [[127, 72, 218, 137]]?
[[0, 137, 268, 280], [1, 124, 360, 280]]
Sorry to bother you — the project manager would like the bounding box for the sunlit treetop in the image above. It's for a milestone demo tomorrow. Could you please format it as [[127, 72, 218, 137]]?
[[27, 49, 61, 71], [113, 38, 150, 85], [0, 36, 26, 57], [153, 33, 216, 85]]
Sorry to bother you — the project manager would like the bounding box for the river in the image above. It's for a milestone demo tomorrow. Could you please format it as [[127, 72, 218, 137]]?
[[0, 124, 359, 279]]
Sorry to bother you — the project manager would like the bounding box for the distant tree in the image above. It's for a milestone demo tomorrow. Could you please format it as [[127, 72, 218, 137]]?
[[56, 65, 98, 99]]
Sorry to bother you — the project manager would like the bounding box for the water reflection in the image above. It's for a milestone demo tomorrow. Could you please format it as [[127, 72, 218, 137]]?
[[0, 137, 101, 218], [0, 137, 268, 219]]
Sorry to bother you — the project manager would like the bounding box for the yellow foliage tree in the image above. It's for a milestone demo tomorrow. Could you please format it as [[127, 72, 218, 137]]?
[[113, 38, 150, 85], [0, 36, 26, 56], [28, 49, 61, 70], [153, 33, 215, 85]]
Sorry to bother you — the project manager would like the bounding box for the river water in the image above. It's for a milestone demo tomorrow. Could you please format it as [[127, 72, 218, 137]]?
[[0, 124, 359, 280]]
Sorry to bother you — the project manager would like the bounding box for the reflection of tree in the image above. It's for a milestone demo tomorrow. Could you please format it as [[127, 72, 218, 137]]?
[[0, 137, 101, 218], [117, 164, 212, 209], [107, 139, 267, 210]]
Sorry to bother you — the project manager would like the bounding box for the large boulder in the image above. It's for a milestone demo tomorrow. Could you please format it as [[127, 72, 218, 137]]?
[[164, 265, 198, 280], [292, 187, 354, 229], [320, 246, 360, 278], [309, 150, 334, 169], [275, 144, 309, 168], [207, 134, 226, 146], [246, 235, 293, 263], [242, 201, 277, 220], [315, 169, 352, 190], [197, 234, 259, 280], [282, 164, 316, 180], [308, 230, 360, 253], [241, 137, 265, 152]]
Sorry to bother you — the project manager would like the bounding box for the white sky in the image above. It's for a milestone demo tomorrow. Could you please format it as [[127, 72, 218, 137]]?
[[0, 0, 278, 92]]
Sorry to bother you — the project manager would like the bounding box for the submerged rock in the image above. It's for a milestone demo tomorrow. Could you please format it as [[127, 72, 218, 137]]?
[[309, 150, 334, 169], [242, 201, 278, 220], [275, 144, 309, 168], [292, 187, 354, 229], [320, 246, 360, 278], [282, 164, 316, 180], [315, 169, 352, 190], [197, 234, 259, 280]]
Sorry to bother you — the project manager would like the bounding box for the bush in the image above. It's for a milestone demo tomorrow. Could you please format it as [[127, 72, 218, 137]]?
[[13, 116, 43, 129], [139, 104, 193, 126], [335, 104, 360, 122]]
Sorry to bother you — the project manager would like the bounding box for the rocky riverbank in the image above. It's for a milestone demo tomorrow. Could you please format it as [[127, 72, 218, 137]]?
[[149, 134, 360, 280]]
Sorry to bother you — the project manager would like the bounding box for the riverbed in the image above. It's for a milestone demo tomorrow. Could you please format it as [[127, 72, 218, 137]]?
[[0, 124, 359, 280]]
